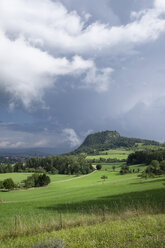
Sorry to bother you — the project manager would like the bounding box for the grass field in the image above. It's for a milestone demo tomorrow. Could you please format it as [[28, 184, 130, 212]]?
[[0, 173, 75, 184], [1, 214, 165, 248], [86, 149, 132, 160], [86, 145, 165, 161], [0, 162, 165, 247]]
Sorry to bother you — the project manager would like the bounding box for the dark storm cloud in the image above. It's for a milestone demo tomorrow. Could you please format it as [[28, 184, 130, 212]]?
[[0, 0, 165, 149]]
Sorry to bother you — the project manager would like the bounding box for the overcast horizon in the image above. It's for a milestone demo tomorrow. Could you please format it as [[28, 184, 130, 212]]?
[[0, 0, 165, 153]]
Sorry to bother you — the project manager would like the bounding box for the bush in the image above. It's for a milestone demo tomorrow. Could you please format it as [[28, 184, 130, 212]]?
[[145, 160, 161, 176], [33, 239, 68, 248], [3, 178, 15, 190], [160, 160, 165, 173], [24, 173, 51, 188], [0, 181, 4, 189], [120, 165, 130, 175], [96, 164, 102, 170]]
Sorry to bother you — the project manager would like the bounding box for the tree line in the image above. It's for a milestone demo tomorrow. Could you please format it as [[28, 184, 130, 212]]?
[[0, 155, 94, 175], [127, 150, 165, 165], [87, 157, 126, 163], [127, 150, 165, 177]]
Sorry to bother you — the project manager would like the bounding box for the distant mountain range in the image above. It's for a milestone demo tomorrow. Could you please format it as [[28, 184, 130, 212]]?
[[73, 130, 161, 154]]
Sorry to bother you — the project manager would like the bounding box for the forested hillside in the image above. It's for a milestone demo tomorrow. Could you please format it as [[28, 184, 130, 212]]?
[[73, 130, 160, 154]]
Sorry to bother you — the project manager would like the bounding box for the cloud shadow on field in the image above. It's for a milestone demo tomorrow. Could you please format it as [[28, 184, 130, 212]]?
[[130, 178, 165, 185], [38, 188, 165, 215]]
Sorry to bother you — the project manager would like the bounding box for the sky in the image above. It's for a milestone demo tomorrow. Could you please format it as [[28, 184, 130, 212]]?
[[0, 0, 165, 152]]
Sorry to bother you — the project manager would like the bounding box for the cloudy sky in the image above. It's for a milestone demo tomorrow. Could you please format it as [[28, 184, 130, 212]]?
[[0, 0, 165, 152]]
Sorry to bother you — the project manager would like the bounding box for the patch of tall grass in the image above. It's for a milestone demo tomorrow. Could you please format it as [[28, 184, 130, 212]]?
[[0, 200, 164, 241]]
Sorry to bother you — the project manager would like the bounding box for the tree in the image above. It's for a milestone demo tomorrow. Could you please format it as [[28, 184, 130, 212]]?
[[0, 181, 4, 189], [14, 162, 24, 172], [3, 178, 15, 190], [145, 160, 160, 176], [38, 174, 50, 186], [112, 165, 116, 171], [24, 175, 35, 188], [160, 160, 165, 173], [96, 164, 102, 170], [101, 175, 108, 181], [120, 165, 130, 175], [24, 173, 51, 188]]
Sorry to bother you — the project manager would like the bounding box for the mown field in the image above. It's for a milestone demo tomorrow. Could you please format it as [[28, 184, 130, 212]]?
[[0, 159, 165, 247]]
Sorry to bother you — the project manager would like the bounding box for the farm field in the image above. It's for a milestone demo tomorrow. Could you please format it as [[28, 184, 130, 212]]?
[[86, 145, 165, 161], [86, 149, 132, 160], [0, 162, 165, 247]]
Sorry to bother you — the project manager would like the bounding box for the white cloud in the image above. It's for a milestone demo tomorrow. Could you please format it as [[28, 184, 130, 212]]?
[[0, 0, 164, 54], [154, 0, 165, 12], [84, 67, 113, 92], [0, 0, 165, 107], [0, 30, 99, 107], [63, 128, 81, 147]]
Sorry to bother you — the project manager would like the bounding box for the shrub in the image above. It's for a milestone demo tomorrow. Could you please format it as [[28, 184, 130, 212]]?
[[3, 178, 15, 190], [160, 160, 165, 173], [96, 164, 102, 170], [145, 160, 161, 176], [0, 181, 4, 189], [24, 173, 51, 188], [120, 165, 130, 175]]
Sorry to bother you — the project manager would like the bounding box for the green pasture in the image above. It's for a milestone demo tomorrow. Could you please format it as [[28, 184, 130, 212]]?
[[136, 143, 165, 150], [86, 145, 165, 161], [0, 173, 75, 184], [0, 163, 164, 225], [0, 162, 165, 247], [86, 149, 132, 160]]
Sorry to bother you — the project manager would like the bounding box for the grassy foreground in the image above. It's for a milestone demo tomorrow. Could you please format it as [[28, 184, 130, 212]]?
[[0, 163, 165, 247], [1, 214, 165, 248]]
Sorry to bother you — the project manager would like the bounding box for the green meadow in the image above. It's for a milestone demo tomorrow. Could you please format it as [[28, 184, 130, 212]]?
[[86, 149, 132, 160], [0, 160, 165, 247], [86, 144, 165, 161]]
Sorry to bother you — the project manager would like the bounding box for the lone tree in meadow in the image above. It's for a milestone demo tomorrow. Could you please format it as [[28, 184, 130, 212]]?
[[101, 175, 108, 182]]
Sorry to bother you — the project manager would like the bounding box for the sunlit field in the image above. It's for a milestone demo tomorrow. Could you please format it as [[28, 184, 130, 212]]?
[[0, 161, 165, 247]]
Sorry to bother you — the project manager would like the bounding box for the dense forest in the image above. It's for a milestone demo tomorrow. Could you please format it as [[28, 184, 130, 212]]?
[[73, 131, 160, 154]]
